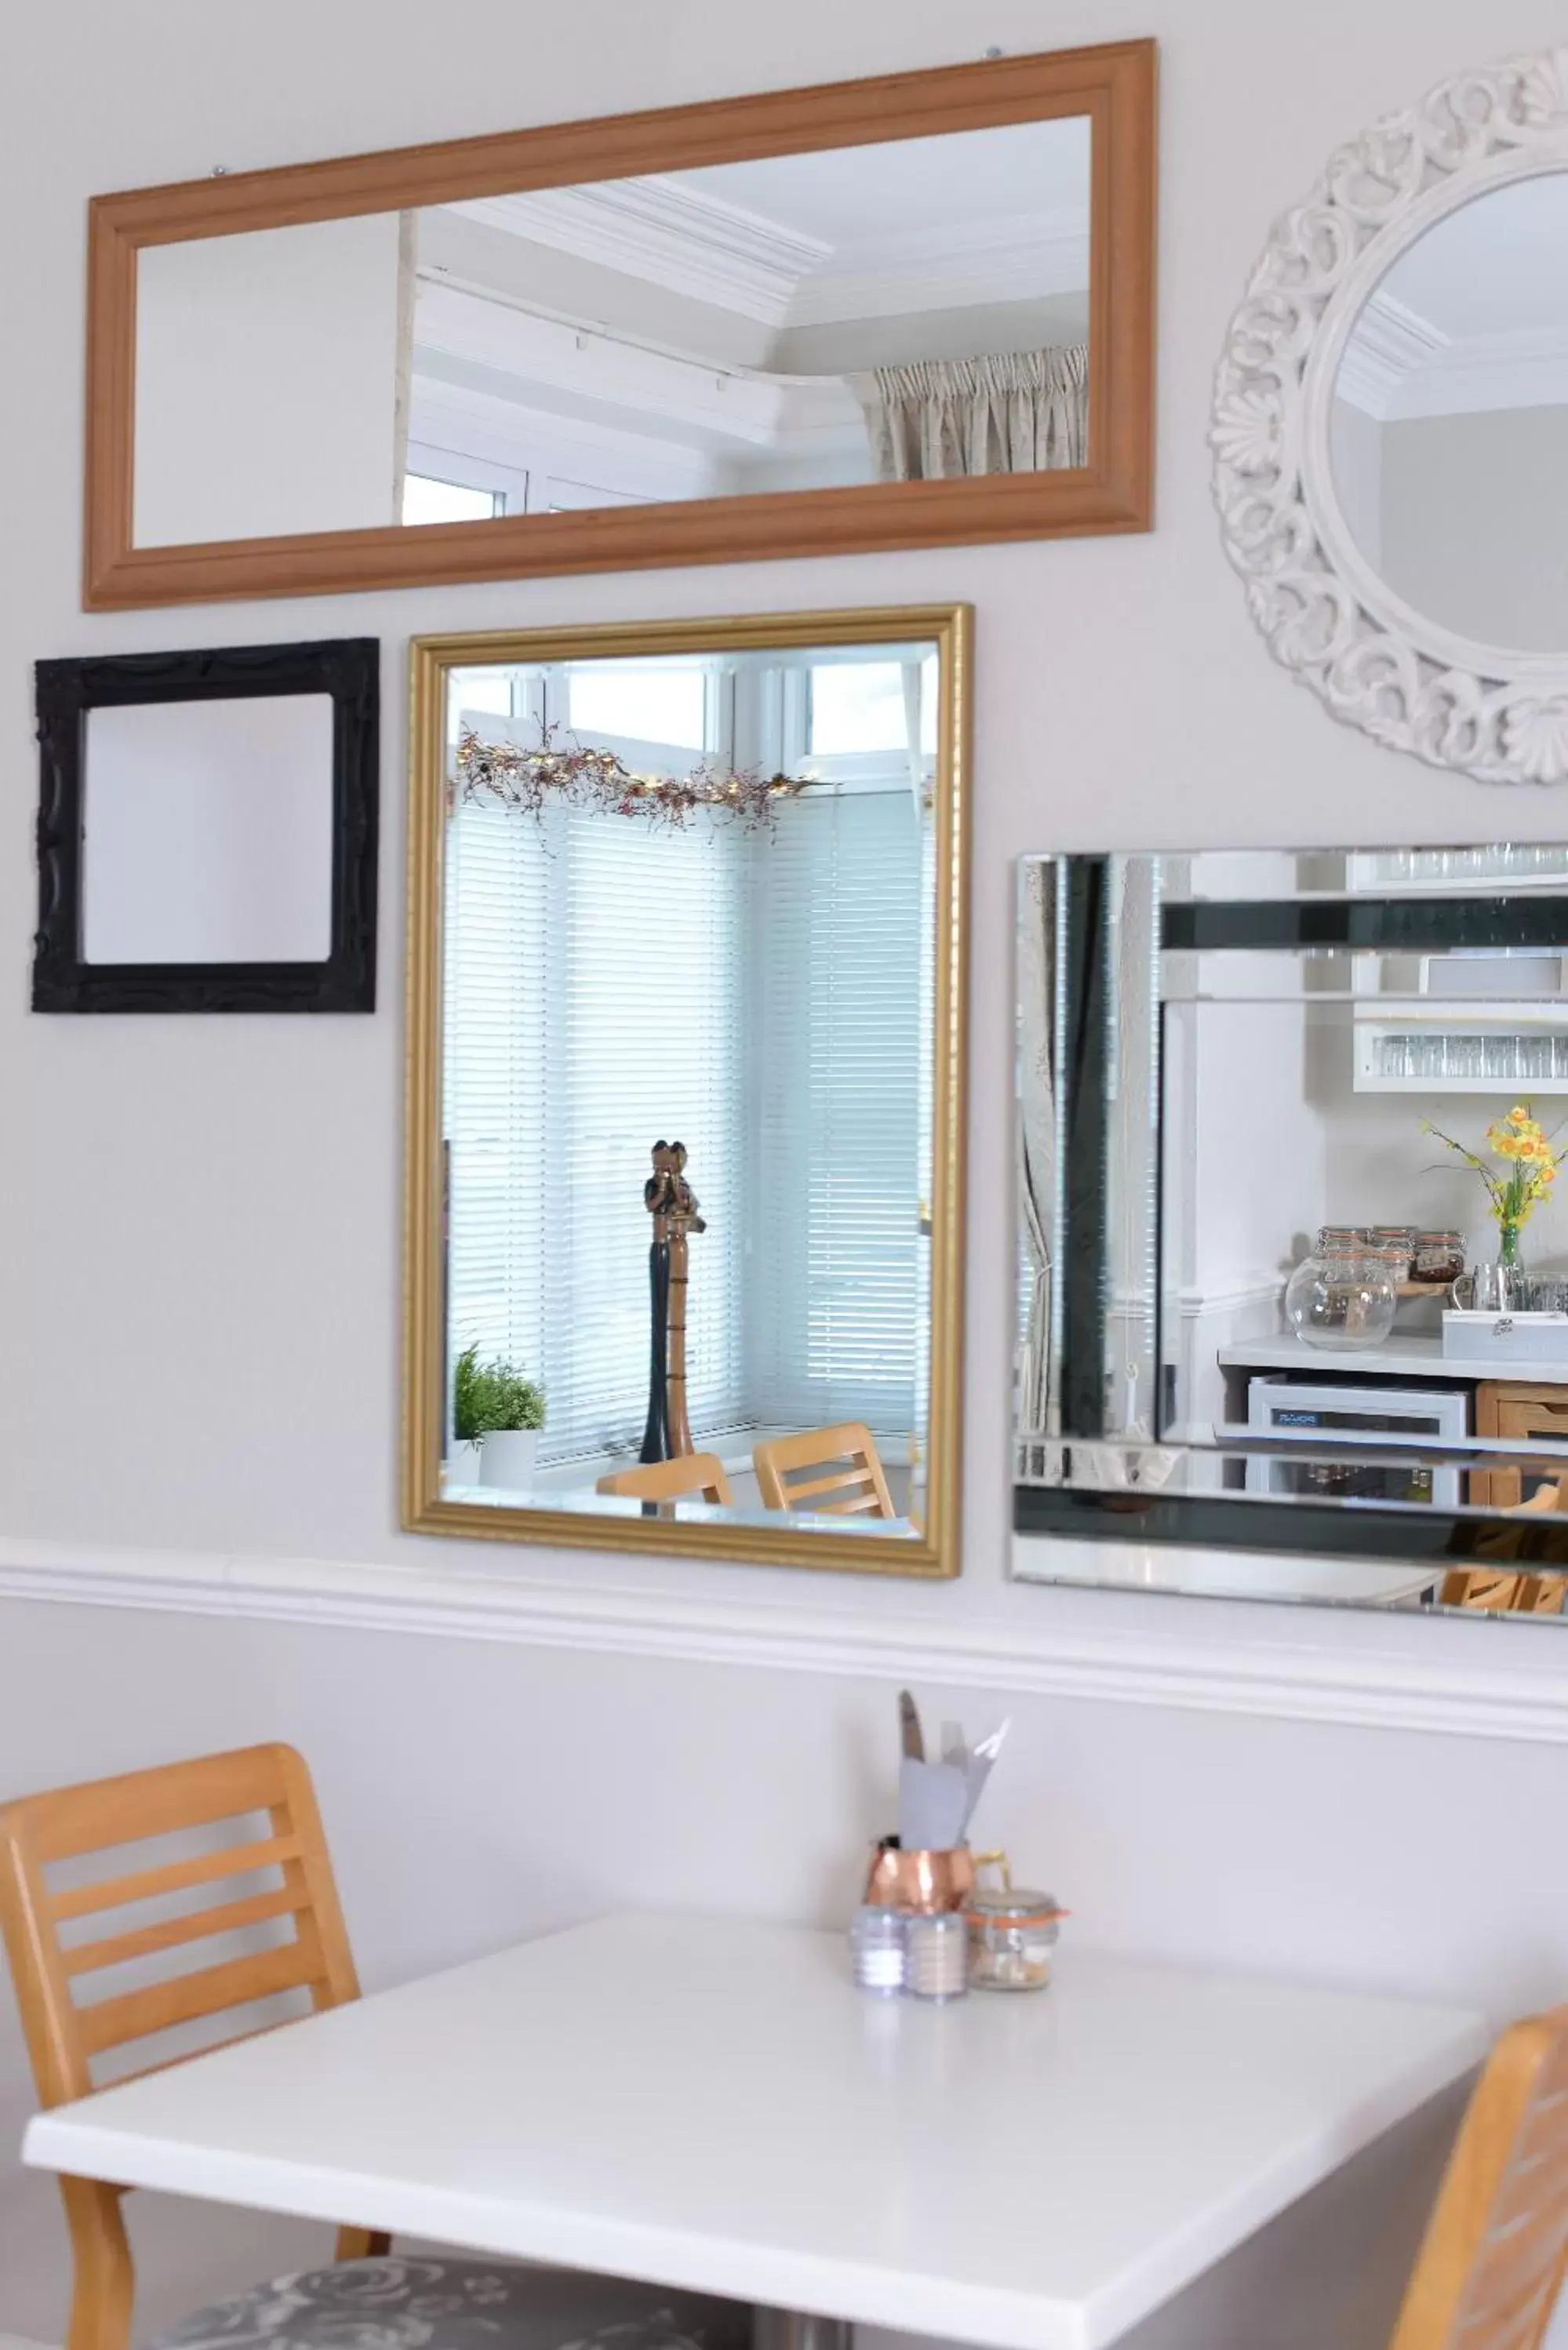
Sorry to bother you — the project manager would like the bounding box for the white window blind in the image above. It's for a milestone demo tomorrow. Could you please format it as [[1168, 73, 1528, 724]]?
[[750, 788, 926, 1437], [443, 653, 935, 1471], [444, 791, 748, 1463]]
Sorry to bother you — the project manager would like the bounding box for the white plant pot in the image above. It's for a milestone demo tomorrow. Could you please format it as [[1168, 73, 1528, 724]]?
[[478, 1428, 540, 1492], [445, 1439, 484, 1490]]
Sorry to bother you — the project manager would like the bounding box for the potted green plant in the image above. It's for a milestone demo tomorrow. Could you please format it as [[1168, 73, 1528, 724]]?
[[451, 1344, 546, 1492]]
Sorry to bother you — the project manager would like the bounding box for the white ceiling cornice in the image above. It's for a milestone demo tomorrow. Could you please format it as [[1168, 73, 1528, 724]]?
[[446, 179, 1089, 333], [1338, 289, 1568, 423], [1335, 290, 1447, 419], [451, 180, 831, 328]]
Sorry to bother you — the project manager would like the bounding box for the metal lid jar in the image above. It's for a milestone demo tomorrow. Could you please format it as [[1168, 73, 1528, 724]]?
[[964, 1886, 1066, 1992]]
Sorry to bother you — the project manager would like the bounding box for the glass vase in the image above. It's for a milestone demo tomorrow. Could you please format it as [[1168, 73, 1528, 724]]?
[[1284, 1250, 1399, 1351]]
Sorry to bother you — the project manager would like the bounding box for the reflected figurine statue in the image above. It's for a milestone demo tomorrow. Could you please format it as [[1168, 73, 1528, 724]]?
[[641, 1140, 705, 1464]]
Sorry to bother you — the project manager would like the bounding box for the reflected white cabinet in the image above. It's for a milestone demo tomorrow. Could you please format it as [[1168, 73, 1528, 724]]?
[[1348, 851, 1568, 1094]]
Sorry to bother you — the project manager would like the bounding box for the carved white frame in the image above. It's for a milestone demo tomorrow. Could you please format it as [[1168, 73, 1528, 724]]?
[[1210, 48, 1568, 786]]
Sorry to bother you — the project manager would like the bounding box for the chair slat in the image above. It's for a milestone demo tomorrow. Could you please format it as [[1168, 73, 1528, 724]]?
[[51, 1834, 301, 1922], [64, 1885, 305, 1977], [79, 1937, 318, 2057], [20, 1747, 297, 1864]]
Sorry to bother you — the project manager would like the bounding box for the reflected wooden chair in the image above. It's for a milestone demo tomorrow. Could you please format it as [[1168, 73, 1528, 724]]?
[[1388, 2004, 1568, 2350], [596, 1451, 733, 1505], [0, 1745, 741, 2350], [1441, 1476, 1568, 1616], [752, 1423, 897, 1519]]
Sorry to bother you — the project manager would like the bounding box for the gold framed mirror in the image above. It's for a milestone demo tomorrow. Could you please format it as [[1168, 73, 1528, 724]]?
[[82, 45, 1155, 609], [403, 605, 969, 1577]]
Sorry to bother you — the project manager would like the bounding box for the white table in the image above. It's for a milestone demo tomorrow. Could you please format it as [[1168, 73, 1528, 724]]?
[[23, 1915, 1485, 2350]]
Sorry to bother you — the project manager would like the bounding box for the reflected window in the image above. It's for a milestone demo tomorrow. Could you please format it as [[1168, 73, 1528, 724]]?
[[402, 475, 504, 526], [808, 657, 939, 758], [566, 664, 709, 752]]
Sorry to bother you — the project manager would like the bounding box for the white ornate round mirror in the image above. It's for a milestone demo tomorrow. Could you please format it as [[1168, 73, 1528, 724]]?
[[1212, 49, 1568, 785]]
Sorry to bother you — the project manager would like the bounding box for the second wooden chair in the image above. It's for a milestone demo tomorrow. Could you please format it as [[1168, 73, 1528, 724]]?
[[752, 1423, 896, 1519]]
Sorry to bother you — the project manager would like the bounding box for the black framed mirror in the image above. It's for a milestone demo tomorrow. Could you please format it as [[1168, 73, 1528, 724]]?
[[1015, 846, 1568, 1614], [33, 637, 379, 1013]]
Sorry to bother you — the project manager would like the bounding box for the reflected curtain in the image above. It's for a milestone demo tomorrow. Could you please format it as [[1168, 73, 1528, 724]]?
[[853, 346, 1088, 483]]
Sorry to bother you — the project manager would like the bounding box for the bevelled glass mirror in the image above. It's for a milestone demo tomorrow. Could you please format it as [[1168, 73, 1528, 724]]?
[[405, 608, 968, 1577], [83, 45, 1155, 609], [1014, 845, 1568, 1617]]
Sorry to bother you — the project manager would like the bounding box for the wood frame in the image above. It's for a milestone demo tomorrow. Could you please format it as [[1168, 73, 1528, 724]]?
[[403, 604, 970, 1579], [82, 44, 1155, 610], [33, 637, 379, 1013], [0, 1744, 387, 2350]]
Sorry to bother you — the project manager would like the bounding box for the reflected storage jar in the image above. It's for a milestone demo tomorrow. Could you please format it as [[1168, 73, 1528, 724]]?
[[1284, 1250, 1399, 1351], [965, 1889, 1064, 1992]]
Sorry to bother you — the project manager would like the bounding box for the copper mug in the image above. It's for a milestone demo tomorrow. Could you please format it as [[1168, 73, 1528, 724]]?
[[862, 1843, 978, 1915]]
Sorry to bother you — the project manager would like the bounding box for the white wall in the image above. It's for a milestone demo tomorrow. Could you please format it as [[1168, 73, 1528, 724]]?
[[135, 213, 406, 545], [7, 0, 1568, 2342]]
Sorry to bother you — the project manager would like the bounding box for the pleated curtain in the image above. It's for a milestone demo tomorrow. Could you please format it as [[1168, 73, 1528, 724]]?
[[853, 345, 1089, 482]]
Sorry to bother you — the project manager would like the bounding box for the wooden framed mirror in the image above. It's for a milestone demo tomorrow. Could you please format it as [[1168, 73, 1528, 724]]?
[[83, 44, 1155, 609], [403, 605, 969, 1576]]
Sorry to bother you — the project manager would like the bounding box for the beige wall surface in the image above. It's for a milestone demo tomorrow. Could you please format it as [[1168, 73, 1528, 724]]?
[[3, 0, 1568, 2342]]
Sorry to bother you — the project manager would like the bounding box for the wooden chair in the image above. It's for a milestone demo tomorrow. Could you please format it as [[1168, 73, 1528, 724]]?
[[0, 1744, 387, 2350], [752, 1423, 897, 1518], [1441, 1477, 1568, 1615], [0, 1746, 741, 2350], [1388, 2005, 1568, 2350], [596, 1451, 733, 1505]]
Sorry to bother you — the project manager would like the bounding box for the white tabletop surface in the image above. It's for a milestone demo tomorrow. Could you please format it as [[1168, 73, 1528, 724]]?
[[1014, 1541, 1440, 1606], [1220, 1334, 1568, 1384], [23, 1915, 1484, 2350]]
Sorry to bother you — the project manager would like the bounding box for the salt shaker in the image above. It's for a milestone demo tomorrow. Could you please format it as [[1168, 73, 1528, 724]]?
[[904, 1912, 968, 2002], [850, 1905, 906, 1994]]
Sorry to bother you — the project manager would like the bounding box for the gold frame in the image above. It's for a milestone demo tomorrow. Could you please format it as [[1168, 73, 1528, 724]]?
[[403, 605, 970, 1577], [83, 44, 1155, 609]]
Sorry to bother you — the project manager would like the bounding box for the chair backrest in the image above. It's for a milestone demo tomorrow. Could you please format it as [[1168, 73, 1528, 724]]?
[[1389, 2006, 1568, 2350], [0, 1742, 362, 2108], [597, 1452, 734, 1505], [753, 1423, 897, 1518]]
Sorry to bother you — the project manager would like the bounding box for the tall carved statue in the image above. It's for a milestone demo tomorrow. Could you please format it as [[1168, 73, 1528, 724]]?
[[641, 1140, 705, 1463]]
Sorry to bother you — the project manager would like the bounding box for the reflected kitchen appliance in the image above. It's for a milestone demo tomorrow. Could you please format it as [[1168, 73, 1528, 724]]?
[[1244, 1378, 1468, 1506]]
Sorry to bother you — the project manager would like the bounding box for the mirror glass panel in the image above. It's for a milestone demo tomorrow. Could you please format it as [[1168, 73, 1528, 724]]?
[[82, 697, 335, 963], [1014, 845, 1568, 1615], [1330, 175, 1568, 654], [132, 117, 1090, 547], [411, 621, 964, 1567]]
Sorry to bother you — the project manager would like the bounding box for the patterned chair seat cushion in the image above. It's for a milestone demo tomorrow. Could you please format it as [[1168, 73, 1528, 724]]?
[[149, 2256, 751, 2350]]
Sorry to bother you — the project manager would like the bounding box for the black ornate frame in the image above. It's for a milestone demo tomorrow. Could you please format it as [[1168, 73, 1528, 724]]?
[[33, 638, 378, 1012]]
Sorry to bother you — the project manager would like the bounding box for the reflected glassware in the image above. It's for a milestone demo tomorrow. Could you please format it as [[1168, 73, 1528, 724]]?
[[1450, 1263, 1522, 1312], [1413, 1230, 1465, 1285], [1369, 1227, 1417, 1281], [1285, 1250, 1399, 1350]]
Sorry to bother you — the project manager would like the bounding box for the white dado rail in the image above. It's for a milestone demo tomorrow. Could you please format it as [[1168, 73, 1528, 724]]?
[[3, 1533, 1568, 1747]]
